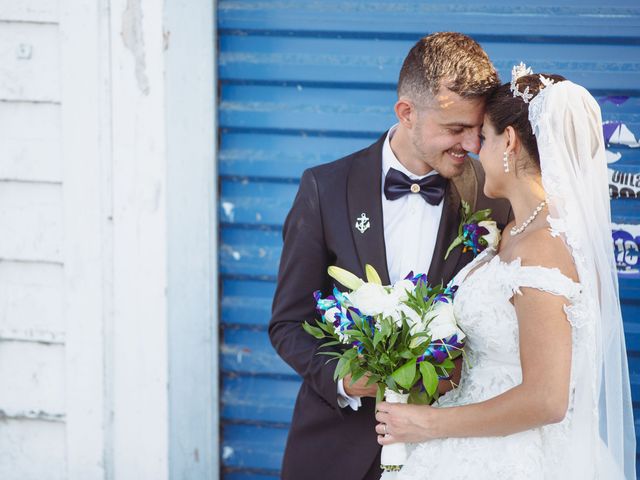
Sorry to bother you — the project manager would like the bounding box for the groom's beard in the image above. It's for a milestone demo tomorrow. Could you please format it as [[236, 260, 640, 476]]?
[[410, 134, 467, 179]]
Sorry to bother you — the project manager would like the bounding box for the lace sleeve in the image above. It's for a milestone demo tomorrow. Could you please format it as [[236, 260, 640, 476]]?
[[509, 265, 582, 303]]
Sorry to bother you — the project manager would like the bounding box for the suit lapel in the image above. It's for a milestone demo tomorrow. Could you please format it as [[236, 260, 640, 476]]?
[[427, 182, 461, 285], [428, 159, 478, 285], [346, 133, 391, 285]]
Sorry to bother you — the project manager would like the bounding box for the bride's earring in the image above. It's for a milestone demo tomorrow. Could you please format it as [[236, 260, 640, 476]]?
[[503, 151, 510, 173]]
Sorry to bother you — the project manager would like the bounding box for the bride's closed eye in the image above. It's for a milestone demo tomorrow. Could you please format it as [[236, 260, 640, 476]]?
[[479, 133, 485, 147]]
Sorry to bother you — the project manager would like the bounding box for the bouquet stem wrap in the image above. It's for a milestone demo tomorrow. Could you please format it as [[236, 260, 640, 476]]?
[[380, 388, 410, 472]]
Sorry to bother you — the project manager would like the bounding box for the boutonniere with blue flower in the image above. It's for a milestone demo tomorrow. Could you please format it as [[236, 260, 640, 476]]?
[[445, 201, 501, 260]]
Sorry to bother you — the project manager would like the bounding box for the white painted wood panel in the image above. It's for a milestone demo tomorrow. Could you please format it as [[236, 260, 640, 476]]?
[[0, 0, 59, 23], [0, 102, 61, 182], [59, 1, 109, 477], [0, 419, 65, 480], [0, 182, 62, 262], [0, 22, 60, 102], [0, 261, 64, 338], [0, 342, 65, 414]]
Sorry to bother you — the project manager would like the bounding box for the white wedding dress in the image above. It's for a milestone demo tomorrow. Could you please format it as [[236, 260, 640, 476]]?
[[381, 80, 635, 479], [382, 246, 585, 479]]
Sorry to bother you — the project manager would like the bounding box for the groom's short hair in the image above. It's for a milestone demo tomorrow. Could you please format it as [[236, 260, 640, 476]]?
[[398, 32, 499, 103]]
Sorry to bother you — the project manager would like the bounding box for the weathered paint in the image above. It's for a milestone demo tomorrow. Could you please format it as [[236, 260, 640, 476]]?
[[0, 2, 67, 477], [0, 419, 66, 480], [0, 0, 218, 478], [0, 22, 60, 102], [0, 102, 61, 182]]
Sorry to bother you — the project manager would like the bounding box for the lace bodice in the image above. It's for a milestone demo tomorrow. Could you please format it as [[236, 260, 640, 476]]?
[[448, 248, 583, 401], [383, 247, 591, 480]]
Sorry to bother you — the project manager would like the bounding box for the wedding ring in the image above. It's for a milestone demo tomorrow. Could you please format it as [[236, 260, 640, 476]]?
[[383, 424, 388, 435]]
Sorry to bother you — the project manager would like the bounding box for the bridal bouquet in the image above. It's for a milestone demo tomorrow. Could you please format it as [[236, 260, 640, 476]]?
[[303, 265, 465, 472]]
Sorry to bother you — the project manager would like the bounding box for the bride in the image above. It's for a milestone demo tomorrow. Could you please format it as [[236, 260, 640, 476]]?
[[375, 68, 636, 479]]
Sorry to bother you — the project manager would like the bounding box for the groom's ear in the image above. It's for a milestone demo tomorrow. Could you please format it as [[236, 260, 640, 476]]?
[[394, 98, 415, 128]]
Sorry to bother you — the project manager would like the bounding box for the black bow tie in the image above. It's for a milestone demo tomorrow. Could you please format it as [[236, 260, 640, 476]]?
[[384, 167, 447, 205]]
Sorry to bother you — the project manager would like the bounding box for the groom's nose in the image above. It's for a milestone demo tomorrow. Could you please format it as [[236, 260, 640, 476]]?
[[461, 128, 482, 155]]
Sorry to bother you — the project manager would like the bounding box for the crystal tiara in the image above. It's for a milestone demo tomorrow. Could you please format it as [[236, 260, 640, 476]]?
[[510, 62, 555, 104]]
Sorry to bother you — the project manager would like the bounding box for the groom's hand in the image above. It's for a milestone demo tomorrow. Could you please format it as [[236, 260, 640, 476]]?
[[343, 373, 378, 397]]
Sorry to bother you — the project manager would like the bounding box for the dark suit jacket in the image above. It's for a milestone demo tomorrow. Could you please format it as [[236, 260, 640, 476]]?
[[269, 133, 511, 480]]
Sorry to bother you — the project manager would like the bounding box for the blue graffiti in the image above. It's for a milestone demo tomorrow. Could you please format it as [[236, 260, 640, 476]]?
[[612, 229, 640, 275]]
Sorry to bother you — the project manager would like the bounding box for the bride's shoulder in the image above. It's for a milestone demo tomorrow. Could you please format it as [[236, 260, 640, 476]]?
[[510, 227, 579, 283]]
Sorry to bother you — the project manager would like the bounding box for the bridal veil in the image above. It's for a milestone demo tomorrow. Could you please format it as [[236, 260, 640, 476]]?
[[529, 80, 636, 478]]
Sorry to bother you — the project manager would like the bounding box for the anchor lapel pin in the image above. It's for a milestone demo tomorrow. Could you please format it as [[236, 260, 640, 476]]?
[[354, 212, 370, 234]]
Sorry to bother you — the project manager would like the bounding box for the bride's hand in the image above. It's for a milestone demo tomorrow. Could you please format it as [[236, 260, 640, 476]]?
[[375, 402, 438, 445]]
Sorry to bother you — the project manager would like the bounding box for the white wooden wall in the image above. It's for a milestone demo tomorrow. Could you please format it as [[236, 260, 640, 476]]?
[[0, 1, 66, 478], [0, 0, 218, 478]]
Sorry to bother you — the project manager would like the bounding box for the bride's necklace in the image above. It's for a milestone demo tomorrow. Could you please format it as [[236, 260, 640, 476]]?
[[510, 199, 548, 236]]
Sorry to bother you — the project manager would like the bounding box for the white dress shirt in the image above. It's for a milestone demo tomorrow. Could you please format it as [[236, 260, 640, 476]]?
[[337, 125, 444, 410]]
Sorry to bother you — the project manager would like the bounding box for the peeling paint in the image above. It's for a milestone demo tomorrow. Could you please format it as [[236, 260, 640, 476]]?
[[221, 244, 242, 261], [222, 446, 234, 460], [163, 29, 171, 51], [0, 328, 65, 345], [0, 409, 65, 423], [222, 201, 235, 222], [121, 0, 150, 95], [220, 345, 251, 364]]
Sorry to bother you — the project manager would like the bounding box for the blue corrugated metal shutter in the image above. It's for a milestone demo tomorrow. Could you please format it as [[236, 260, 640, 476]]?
[[217, 2, 640, 478]]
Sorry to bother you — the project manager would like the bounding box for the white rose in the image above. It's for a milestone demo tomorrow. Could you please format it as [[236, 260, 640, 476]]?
[[391, 279, 416, 302], [425, 301, 466, 341], [346, 283, 397, 316], [389, 303, 422, 330], [479, 220, 501, 250]]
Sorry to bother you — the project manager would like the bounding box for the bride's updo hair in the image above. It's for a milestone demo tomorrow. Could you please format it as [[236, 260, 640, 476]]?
[[485, 73, 567, 173]]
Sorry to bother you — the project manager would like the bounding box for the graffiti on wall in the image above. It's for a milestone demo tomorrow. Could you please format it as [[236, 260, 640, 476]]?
[[612, 224, 640, 277], [609, 169, 640, 199]]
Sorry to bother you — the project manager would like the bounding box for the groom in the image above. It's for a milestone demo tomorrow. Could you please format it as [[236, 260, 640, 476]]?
[[269, 32, 512, 480]]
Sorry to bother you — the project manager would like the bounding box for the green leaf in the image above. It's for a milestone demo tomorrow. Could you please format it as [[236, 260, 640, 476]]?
[[408, 390, 430, 405], [444, 237, 463, 260], [376, 383, 385, 403], [318, 351, 343, 358], [399, 349, 414, 359], [342, 347, 358, 360], [468, 208, 492, 224], [349, 367, 366, 385], [317, 320, 336, 336], [333, 356, 349, 381], [420, 361, 439, 397], [302, 321, 326, 339], [365, 375, 379, 387], [461, 200, 471, 218], [391, 359, 417, 391], [439, 358, 455, 370], [385, 376, 398, 392], [380, 317, 392, 337]]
